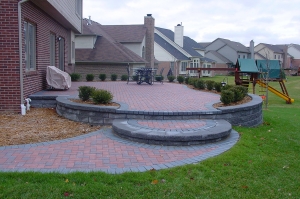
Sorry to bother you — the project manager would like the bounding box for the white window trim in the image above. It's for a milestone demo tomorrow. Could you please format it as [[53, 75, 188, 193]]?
[[189, 58, 199, 76], [24, 21, 36, 71], [180, 61, 188, 74]]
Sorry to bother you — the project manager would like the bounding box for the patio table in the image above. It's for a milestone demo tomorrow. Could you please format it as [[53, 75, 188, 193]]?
[[134, 68, 157, 85]]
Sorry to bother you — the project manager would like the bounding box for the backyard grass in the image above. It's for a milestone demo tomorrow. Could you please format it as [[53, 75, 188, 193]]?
[[0, 76, 299, 198]]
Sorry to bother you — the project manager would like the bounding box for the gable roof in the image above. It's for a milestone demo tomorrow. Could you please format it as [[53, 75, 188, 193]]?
[[101, 25, 146, 43], [76, 19, 147, 64], [260, 43, 284, 53], [183, 36, 205, 56], [293, 44, 300, 51], [207, 50, 231, 63], [155, 27, 212, 62], [218, 38, 250, 53], [154, 34, 189, 60]]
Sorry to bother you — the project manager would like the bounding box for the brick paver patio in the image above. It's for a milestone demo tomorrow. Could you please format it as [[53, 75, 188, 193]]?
[[0, 82, 240, 173]]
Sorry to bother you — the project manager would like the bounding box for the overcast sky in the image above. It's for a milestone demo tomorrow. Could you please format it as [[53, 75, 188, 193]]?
[[83, 0, 300, 46]]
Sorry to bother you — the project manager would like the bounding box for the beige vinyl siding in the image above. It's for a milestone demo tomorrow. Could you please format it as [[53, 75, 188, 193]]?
[[75, 36, 97, 49], [47, 0, 82, 32]]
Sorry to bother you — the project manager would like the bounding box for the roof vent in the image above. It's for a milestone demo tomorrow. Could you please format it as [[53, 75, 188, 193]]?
[[147, 14, 152, 17], [87, 16, 92, 25]]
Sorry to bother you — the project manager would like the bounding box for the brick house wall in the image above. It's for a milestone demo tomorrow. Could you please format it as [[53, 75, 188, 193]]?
[[75, 64, 129, 81], [0, 1, 70, 112], [213, 63, 230, 76], [157, 62, 171, 78], [0, 1, 21, 112]]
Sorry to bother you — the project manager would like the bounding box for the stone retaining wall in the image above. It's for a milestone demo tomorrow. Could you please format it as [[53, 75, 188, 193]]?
[[56, 94, 263, 127]]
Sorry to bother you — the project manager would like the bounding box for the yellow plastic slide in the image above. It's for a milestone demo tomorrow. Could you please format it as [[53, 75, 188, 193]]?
[[256, 80, 294, 103]]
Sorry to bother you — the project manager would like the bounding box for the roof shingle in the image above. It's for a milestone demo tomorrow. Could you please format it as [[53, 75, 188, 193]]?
[[76, 19, 147, 64]]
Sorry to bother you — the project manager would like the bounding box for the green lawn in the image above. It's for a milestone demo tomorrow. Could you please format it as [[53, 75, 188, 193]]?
[[1, 76, 300, 199]]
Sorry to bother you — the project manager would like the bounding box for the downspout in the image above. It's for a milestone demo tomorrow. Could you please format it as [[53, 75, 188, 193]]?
[[18, 0, 29, 107]]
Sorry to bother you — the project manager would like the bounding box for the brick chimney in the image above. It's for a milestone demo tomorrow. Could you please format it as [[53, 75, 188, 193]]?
[[144, 14, 155, 68], [174, 24, 183, 47], [250, 40, 254, 59], [283, 45, 288, 69]]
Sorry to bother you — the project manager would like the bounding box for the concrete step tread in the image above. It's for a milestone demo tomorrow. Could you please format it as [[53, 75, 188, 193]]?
[[112, 119, 232, 146]]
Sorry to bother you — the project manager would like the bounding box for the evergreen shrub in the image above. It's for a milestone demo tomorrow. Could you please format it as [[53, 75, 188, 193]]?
[[86, 74, 94, 81], [78, 86, 96, 101], [91, 89, 113, 104], [99, 74, 106, 81]]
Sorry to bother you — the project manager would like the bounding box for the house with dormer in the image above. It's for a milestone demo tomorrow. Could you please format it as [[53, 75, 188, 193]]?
[[202, 38, 251, 72], [285, 44, 300, 72], [74, 15, 155, 79], [0, 0, 82, 112], [254, 43, 287, 68], [154, 25, 215, 77]]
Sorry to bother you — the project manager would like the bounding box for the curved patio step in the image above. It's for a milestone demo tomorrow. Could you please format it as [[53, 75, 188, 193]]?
[[112, 119, 232, 146]]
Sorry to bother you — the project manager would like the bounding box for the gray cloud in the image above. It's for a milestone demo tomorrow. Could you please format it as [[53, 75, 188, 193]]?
[[83, 0, 300, 45]]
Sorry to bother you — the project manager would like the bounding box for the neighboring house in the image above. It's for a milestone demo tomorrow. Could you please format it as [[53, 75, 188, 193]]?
[[202, 38, 251, 75], [154, 25, 216, 77], [0, 0, 82, 112], [254, 43, 287, 68], [75, 15, 155, 79], [286, 44, 300, 71]]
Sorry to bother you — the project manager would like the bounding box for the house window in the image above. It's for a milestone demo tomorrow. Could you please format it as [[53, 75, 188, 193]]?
[[207, 64, 211, 74], [238, 55, 241, 58], [72, 41, 75, 59], [50, 33, 55, 66], [274, 55, 276, 59], [278, 55, 280, 59], [243, 55, 245, 59], [170, 62, 175, 74], [58, 37, 65, 71], [190, 59, 199, 74], [24, 21, 36, 71], [180, 61, 187, 73], [142, 46, 145, 59], [75, 0, 82, 18]]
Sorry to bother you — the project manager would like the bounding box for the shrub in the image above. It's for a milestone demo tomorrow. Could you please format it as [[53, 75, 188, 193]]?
[[177, 76, 184, 84], [214, 82, 222, 92], [111, 74, 117, 81], [91, 89, 113, 104], [206, 80, 215, 90], [78, 86, 96, 101], [234, 85, 248, 97], [184, 77, 189, 84], [121, 74, 128, 81], [195, 79, 205, 89], [99, 74, 106, 81], [155, 76, 164, 81], [167, 75, 175, 82], [229, 87, 244, 102], [188, 78, 197, 86], [70, 73, 81, 82], [220, 90, 234, 105], [222, 84, 233, 91], [86, 74, 94, 81]]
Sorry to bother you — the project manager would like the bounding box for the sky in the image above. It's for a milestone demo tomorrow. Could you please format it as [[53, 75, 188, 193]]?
[[82, 0, 300, 47]]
